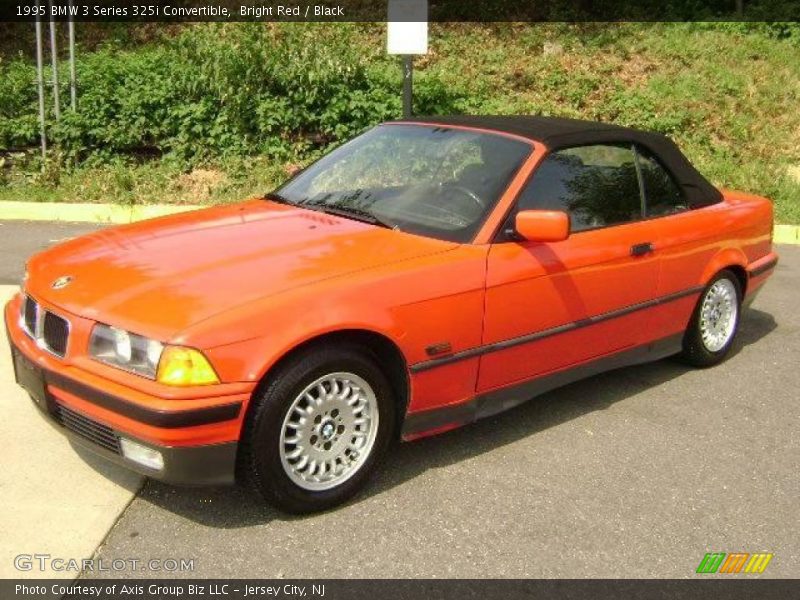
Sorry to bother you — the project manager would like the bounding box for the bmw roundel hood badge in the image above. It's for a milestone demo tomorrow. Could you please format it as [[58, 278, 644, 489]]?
[[51, 276, 73, 290]]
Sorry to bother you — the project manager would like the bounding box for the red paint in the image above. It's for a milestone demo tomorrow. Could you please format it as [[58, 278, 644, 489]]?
[[4, 124, 778, 452]]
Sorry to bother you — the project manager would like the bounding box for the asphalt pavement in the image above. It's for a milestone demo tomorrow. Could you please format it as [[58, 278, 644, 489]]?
[[0, 220, 103, 284], [1, 220, 797, 579]]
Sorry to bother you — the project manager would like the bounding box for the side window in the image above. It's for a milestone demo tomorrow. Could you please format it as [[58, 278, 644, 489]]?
[[515, 144, 642, 232], [636, 147, 688, 217]]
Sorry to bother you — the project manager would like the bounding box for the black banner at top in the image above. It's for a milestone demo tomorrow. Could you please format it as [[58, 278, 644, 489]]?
[[2, 0, 800, 22]]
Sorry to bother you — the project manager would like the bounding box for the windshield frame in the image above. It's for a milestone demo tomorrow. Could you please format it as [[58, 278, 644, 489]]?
[[270, 123, 535, 244]]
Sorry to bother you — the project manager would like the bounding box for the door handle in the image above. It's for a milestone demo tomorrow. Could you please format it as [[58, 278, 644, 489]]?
[[630, 242, 654, 257]]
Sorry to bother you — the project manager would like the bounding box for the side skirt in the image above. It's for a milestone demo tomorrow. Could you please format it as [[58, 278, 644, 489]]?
[[401, 333, 684, 439]]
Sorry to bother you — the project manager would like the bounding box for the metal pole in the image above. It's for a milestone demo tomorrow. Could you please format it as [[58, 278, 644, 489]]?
[[48, 0, 61, 121], [68, 0, 77, 111], [35, 9, 47, 158], [402, 55, 413, 118]]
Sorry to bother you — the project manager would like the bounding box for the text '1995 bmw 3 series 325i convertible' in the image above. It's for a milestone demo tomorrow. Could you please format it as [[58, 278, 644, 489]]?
[[7, 116, 778, 512]]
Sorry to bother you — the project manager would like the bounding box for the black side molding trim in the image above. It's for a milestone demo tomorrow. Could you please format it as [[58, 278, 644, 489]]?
[[410, 286, 703, 373], [748, 257, 778, 278], [46, 371, 242, 428], [403, 333, 684, 437]]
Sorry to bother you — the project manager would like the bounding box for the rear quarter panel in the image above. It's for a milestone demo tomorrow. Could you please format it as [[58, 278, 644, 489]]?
[[649, 190, 774, 339]]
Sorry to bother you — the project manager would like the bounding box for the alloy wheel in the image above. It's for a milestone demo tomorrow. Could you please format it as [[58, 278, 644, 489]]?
[[279, 372, 379, 491], [699, 278, 738, 352]]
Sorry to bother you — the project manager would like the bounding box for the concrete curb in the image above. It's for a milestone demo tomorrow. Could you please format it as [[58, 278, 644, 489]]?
[[1, 201, 799, 244], [0, 201, 203, 224], [773, 224, 800, 245], [0, 286, 143, 579]]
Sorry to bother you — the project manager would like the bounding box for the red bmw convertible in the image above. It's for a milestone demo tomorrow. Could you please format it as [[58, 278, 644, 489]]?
[[7, 116, 778, 512]]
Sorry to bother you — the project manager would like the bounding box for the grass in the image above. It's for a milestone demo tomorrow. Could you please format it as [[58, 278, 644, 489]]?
[[1, 22, 799, 223], [0, 155, 287, 206]]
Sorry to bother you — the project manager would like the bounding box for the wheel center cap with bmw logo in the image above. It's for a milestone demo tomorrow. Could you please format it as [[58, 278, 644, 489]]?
[[321, 421, 335, 441], [51, 275, 73, 290]]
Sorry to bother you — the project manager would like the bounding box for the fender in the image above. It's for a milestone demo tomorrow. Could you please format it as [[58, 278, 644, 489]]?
[[182, 245, 488, 387], [235, 316, 403, 385], [192, 289, 405, 386], [698, 245, 748, 288]]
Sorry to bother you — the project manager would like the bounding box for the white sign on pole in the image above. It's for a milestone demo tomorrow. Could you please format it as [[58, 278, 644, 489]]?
[[387, 0, 428, 55]]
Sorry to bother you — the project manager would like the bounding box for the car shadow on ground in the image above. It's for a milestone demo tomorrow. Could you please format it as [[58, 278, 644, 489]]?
[[128, 308, 777, 528]]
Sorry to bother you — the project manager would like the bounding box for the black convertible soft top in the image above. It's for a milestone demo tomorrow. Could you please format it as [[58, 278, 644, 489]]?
[[396, 115, 723, 208]]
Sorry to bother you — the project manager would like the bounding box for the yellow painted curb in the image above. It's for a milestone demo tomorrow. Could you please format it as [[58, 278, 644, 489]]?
[[0, 201, 203, 224], [774, 224, 800, 245]]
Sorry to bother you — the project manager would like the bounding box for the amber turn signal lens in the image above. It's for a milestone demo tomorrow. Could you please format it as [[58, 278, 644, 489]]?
[[156, 346, 220, 386]]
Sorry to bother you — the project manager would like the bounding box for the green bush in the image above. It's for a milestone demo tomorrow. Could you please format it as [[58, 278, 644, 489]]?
[[1, 22, 798, 224], [0, 58, 40, 149], [0, 24, 468, 164]]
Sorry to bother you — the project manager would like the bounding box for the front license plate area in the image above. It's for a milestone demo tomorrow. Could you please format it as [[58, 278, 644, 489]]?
[[12, 347, 48, 410]]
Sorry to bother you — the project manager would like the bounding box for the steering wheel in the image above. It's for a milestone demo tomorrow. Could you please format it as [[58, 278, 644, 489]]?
[[439, 183, 484, 209]]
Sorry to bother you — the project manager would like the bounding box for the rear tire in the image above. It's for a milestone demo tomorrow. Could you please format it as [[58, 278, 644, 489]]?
[[679, 270, 742, 368], [238, 343, 395, 514]]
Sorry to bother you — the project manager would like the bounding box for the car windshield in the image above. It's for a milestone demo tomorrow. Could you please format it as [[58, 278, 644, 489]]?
[[272, 124, 532, 242]]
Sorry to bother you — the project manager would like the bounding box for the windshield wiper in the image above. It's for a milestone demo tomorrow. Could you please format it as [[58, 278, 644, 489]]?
[[270, 193, 394, 229], [263, 191, 295, 205], [315, 204, 395, 229]]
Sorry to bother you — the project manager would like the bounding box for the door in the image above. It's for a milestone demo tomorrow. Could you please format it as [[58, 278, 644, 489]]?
[[633, 145, 715, 341], [478, 143, 660, 393]]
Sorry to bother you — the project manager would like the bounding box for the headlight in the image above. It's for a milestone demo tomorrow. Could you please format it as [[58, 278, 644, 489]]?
[[89, 324, 164, 379], [89, 324, 220, 386]]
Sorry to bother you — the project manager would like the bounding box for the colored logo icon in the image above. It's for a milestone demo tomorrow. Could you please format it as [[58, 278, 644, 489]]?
[[696, 552, 773, 574]]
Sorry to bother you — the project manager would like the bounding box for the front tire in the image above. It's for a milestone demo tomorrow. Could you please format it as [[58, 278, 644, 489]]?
[[680, 270, 742, 368], [239, 344, 395, 514]]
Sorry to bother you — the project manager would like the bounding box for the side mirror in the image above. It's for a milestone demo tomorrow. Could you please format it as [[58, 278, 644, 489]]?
[[514, 210, 570, 243]]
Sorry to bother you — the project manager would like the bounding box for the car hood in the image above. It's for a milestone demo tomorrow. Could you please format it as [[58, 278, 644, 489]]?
[[26, 200, 457, 341]]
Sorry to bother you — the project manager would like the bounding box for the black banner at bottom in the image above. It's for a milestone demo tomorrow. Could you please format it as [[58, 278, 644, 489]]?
[[3, 579, 798, 600]]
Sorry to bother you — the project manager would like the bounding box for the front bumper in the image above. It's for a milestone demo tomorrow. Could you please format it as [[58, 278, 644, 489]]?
[[10, 341, 238, 485], [6, 296, 242, 486]]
